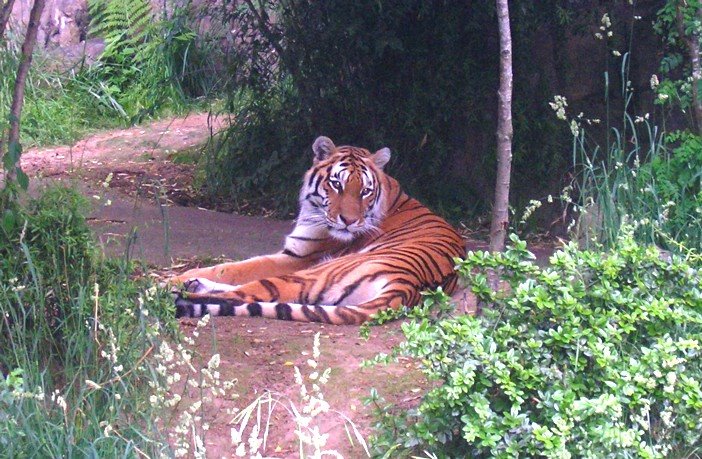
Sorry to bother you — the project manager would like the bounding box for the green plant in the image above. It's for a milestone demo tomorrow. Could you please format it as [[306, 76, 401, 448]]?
[[85, 0, 219, 122], [1, 38, 125, 148], [541, 8, 701, 251], [653, 0, 702, 133], [368, 233, 702, 458], [563, 68, 702, 251], [0, 185, 180, 456]]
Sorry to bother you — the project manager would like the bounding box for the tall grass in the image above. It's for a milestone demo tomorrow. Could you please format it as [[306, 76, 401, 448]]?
[[0, 0, 225, 149], [568, 54, 702, 251], [0, 186, 177, 456], [0, 39, 124, 147]]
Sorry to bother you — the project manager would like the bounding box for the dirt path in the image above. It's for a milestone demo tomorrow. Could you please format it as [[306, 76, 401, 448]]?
[[21, 114, 296, 265]]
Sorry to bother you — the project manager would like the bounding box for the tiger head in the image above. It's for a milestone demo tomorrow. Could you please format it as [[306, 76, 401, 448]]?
[[300, 136, 392, 242]]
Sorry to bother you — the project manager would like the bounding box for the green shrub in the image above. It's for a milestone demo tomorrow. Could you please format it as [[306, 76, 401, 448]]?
[[570, 117, 702, 252], [0, 186, 179, 456], [368, 232, 702, 458], [202, 82, 312, 216], [0, 186, 95, 289], [636, 131, 702, 245]]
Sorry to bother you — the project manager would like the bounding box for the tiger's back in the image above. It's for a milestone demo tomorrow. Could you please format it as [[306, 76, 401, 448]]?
[[172, 136, 465, 324]]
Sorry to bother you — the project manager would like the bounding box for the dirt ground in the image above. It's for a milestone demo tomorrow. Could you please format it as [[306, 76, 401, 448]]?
[[20, 114, 556, 457]]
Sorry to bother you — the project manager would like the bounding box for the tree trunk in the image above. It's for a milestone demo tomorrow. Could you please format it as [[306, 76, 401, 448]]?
[[3, 0, 46, 189], [489, 0, 514, 255], [0, 0, 17, 41], [676, 4, 702, 135]]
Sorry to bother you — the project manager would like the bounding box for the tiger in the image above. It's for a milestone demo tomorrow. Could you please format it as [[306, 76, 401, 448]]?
[[170, 136, 466, 325]]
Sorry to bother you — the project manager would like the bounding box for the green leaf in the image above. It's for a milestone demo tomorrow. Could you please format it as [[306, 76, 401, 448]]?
[[16, 167, 29, 190], [3, 141, 22, 170], [2, 209, 17, 233]]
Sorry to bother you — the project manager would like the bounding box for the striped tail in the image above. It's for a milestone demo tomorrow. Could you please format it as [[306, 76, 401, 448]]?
[[175, 293, 376, 325]]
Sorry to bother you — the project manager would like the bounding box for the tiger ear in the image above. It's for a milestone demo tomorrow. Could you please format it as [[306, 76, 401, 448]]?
[[372, 147, 391, 170], [312, 136, 336, 163]]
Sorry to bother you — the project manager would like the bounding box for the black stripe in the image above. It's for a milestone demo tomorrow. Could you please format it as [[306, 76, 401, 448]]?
[[220, 302, 235, 316], [275, 303, 293, 320], [301, 306, 323, 322], [289, 235, 329, 242], [259, 279, 280, 298], [315, 305, 332, 323], [248, 303, 263, 317], [282, 248, 303, 258], [205, 297, 244, 307]]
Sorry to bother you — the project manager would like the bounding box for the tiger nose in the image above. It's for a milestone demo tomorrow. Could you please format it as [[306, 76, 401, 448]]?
[[339, 215, 358, 226]]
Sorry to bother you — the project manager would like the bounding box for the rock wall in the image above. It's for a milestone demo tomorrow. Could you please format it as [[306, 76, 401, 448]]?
[[9, 0, 88, 47]]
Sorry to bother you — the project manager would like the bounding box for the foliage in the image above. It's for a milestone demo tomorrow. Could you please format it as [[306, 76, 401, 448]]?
[[85, 0, 207, 121], [562, 55, 701, 251], [0, 0, 221, 150], [204, 1, 570, 218], [85, 0, 228, 122], [202, 82, 312, 216], [0, 185, 180, 456], [635, 130, 702, 245], [0, 38, 122, 148], [653, 0, 702, 130], [368, 233, 702, 458]]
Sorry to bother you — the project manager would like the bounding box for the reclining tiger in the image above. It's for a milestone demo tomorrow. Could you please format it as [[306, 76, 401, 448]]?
[[170, 136, 466, 325]]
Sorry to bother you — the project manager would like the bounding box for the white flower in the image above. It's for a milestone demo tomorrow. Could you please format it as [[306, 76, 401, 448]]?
[[207, 353, 221, 369], [650, 74, 659, 89], [570, 119, 580, 136], [549, 95, 568, 120]]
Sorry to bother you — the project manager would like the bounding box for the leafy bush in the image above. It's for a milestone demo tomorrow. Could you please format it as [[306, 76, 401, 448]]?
[[0, 185, 95, 291], [0, 186, 180, 456], [368, 233, 702, 458], [568, 107, 702, 251], [202, 82, 312, 216], [636, 131, 702, 245]]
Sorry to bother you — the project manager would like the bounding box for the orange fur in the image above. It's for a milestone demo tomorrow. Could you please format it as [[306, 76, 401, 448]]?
[[171, 137, 465, 324]]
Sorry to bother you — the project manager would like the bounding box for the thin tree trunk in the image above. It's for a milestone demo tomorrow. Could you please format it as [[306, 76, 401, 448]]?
[[489, 0, 514, 255], [676, 4, 702, 135], [482, 0, 514, 305], [0, 0, 17, 41], [3, 0, 46, 188]]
